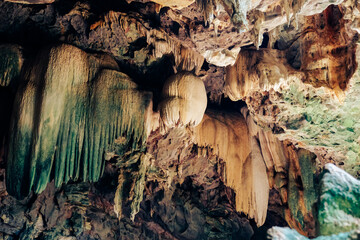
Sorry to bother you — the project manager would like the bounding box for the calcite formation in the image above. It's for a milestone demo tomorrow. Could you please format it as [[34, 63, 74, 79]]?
[[6, 44, 153, 199], [194, 108, 319, 230], [160, 72, 207, 128], [225, 49, 289, 101], [194, 110, 269, 226], [224, 4, 360, 178], [0, 0, 359, 239], [0, 45, 22, 88], [147, 0, 194, 9], [4, 0, 54, 3], [269, 164, 360, 240], [318, 164, 360, 235], [114, 152, 151, 221]]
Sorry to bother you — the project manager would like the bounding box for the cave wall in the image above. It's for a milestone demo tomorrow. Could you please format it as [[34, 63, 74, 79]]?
[[0, 0, 359, 239]]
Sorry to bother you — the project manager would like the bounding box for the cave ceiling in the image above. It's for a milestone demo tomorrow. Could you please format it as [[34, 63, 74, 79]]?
[[0, 0, 360, 239]]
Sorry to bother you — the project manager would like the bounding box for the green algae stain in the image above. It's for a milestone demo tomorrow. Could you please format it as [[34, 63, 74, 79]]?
[[114, 152, 150, 220], [0, 45, 22, 87], [318, 164, 360, 236], [279, 75, 360, 177], [268, 226, 360, 240], [287, 151, 317, 229], [6, 45, 152, 199], [298, 150, 317, 213], [269, 164, 360, 240]]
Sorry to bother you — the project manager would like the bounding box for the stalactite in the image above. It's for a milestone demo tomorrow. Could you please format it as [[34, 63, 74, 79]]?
[[0, 45, 22, 87], [242, 107, 288, 173], [194, 110, 269, 226], [225, 49, 288, 101], [282, 0, 292, 26], [150, 0, 195, 9], [6, 44, 153, 199], [249, 10, 265, 50], [195, 0, 250, 28], [232, 0, 249, 28], [0, 0, 359, 239], [147, 29, 204, 74], [195, 0, 216, 26]]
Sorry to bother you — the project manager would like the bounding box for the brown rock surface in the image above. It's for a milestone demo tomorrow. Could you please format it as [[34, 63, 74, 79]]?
[[0, 0, 359, 239]]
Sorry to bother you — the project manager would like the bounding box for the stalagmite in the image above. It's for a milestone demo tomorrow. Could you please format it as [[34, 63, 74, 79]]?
[[114, 153, 150, 220], [159, 72, 207, 128]]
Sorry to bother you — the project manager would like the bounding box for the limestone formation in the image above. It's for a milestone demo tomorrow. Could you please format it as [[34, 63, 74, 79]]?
[[0, 0, 359, 239], [0, 45, 22, 87], [160, 72, 207, 128], [242, 108, 320, 236], [114, 152, 150, 220], [268, 227, 360, 240], [147, 0, 194, 9], [224, 5, 360, 178], [269, 164, 360, 239], [318, 163, 360, 235], [225, 49, 289, 101], [4, 0, 54, 4], [6, 44, 153, 199], [194, 111, 269, 226]]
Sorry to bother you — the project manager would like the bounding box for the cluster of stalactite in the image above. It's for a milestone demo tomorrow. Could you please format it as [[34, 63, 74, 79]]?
[[3, 44, 153, 199], [0, 0, 359, 239]]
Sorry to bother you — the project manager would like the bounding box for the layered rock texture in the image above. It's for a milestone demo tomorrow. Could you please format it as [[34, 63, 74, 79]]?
[[268, 163, 360, 240], [0, 0, 359, 239]]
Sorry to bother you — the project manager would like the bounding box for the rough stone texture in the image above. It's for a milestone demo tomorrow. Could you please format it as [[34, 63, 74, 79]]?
[[0, 127, 258, 240], [318, 163, 360, 235], [268, 227, 360, 240], [145, 0, 194, 9], [0, 0, 359, 239], [225, 4, 360, 177], [223, 3, 360, 177], [268, 164, 360, 240], [0, 45, 22, 147], [0, 44, 22, 88], [5, 0, 54, 4]]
